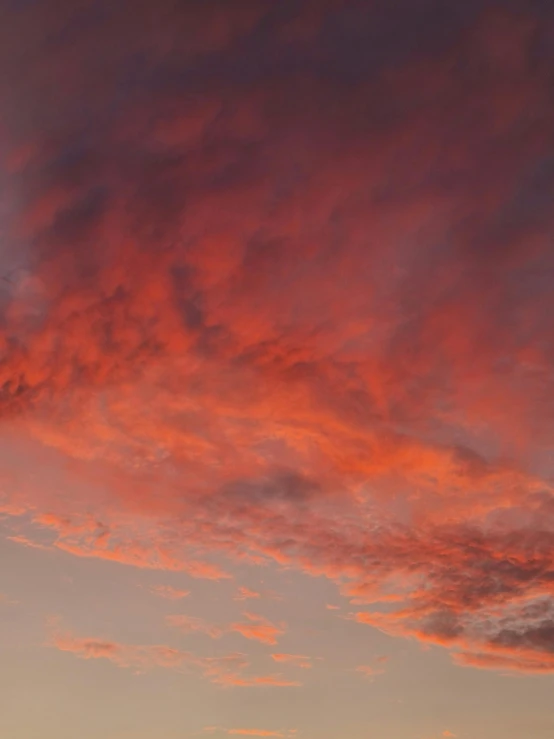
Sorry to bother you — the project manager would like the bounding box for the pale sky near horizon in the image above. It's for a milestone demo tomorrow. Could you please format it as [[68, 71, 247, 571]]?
[[1, 1, 554, 738]]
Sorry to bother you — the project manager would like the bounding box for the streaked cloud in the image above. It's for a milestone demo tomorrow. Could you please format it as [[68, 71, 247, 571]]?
[[234, 587, 261, 601], [150, 585, 191, 601], [166, 614, 224, 640], [355, 665, 385, 680], [271, 654, 312, 669], [228, 731, 283, 737], [203, 727, 296, 737], [51, 628, 300, 688]]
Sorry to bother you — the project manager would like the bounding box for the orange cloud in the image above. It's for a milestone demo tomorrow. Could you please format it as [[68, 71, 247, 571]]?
[[203, 727, 294, 737], [150, 585, 190, 600], [7, 534, 51, 551], [0, 592, 18, 606], [228, 731, 283, 737], [33, 513, 231, 580], [52, 629, 300, 687], [234, 587, 261, 601], [220, 675, 301, 688], [230, 613, 285, 646], [271, 654, 312, 669], [53, 633, 195, 674], [166, 615, 223, 640], [1, 0, 553, 680], [356, 665, 385, 680]]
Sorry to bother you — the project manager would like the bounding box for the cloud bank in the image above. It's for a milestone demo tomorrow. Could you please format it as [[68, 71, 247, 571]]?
[[2, 0, 554, 674]]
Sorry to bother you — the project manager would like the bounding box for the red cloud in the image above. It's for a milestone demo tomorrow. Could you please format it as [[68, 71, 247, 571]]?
[[1, 0, 554, 679]]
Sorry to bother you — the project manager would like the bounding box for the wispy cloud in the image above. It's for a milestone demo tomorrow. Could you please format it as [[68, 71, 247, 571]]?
[[230, 613, 286, 646], [150, 585, 190, 601], [51, 629, 301, 688], [234, 587, 261, 601], [166, 614, 224, 640], [7, 534, 51, 551], [228, 731, 284, 737], [271, 654, 312, 669], [356, 665, 385, 680], [203, 727, 297, 737], [167, 612, 286, 646]]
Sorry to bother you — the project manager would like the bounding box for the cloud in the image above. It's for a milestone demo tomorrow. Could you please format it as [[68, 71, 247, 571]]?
[[271, 654, 312, 669], [150, 585, 190, 601], [166, 614, 224, 640], [53, 632, 199, 674], [0, 593, 19, 607], [203, 727, 295, 737], [7, 534, 51, 551], [230, 613, 286, 646], [234, 587, 261, 601], [1, 0, 554, 677], [33, 513, 231, 580], [356, 665, 385, 680], [228, 731, 283, 737], [220, 675, 301, 688], [51, 628, 300, 687], [166, 612, 286, 646]]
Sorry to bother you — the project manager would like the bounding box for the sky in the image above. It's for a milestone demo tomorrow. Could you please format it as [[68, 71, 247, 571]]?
[[1, 1, 554, 737]]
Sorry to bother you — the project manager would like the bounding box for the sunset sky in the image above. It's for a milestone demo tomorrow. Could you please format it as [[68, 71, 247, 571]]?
[[1, 2, 554, 738]]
